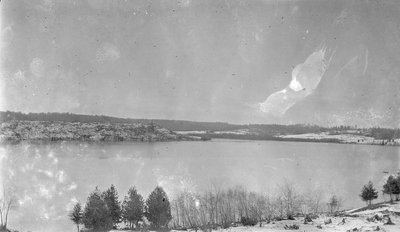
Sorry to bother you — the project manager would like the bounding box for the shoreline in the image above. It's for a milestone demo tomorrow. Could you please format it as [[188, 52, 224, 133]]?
[[0, 120, 201, 144], [176, 132, 400, 147], [2, 136, 398, 147]]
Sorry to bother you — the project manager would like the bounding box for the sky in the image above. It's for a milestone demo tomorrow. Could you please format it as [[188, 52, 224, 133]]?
[[1, 0, 400, 127]]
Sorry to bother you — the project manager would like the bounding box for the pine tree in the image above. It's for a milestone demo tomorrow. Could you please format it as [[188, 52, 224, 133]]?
[[396, 175, 400, 201], [383, 175, 400, 202], [146, 186, 172, 230], [103, 184, 122, 227], [83, 187, 113, 230], [122, 186, 144, 229], [360, 181, 378, 206], [69, 202, 83, 232]]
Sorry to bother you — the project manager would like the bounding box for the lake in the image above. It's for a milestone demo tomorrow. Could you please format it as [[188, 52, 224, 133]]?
[[1, 139, 399, 232]]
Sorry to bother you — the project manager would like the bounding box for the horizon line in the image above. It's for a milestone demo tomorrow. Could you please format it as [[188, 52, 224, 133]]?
[[1, 110, 399, 130]]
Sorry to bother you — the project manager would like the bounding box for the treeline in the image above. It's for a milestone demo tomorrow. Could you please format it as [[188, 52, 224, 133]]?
[[70, 183, 343, 232], [2, 111, 400, 140], [0, 111, 240, 131], [0, 111, 332, 134], [359, 173, 400, 208], [69, 185, 172, 232], [69, 176, 400, 232], [368, 127, 400, 140], [170, 183, 343, 231], [1, 111, 135, 124], [193, 133, 341, 144], [170, 177, 400, 231], [382, 174, 400, 202]]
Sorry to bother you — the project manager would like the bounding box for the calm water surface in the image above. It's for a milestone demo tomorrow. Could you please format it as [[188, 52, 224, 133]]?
[[1, 139, 399, 232]]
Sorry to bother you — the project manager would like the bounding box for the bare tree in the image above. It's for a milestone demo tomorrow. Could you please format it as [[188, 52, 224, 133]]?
[[0, 185, 17, 230], [327, 195, 343, 214], [248, 192, 266, 227], [279, 181, 300, 219], [171, 185, 276, 230], [264, 195, 275, 223], [234, 186, 249, 219], [301, 188, 323, 215]]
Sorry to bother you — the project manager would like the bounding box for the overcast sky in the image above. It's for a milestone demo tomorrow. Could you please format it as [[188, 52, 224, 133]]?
[[1, 0, 400, 127]]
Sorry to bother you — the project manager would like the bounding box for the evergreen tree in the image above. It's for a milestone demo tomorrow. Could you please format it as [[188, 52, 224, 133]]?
[[383, 175, 400, 202], [146, 186, 172, 230], [396, 175, 400, 201], [122, 186, 144, 229], [360, 181, 378, 206], [83, 187, 113, 230], [103, 184, 122, 227], [69, 202, 83, 232]]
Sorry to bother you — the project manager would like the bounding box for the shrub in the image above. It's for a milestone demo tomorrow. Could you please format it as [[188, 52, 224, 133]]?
[[240, 217, 257, 226], [284, 224, 299, 230]]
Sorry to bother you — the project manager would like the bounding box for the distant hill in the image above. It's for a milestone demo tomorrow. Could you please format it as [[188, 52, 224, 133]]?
[[1, 111, 399, 141], [0, 111, 241, 131], [0, 111, 338, 135]]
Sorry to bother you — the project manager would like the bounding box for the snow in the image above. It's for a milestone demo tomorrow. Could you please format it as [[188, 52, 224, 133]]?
[[278, 132, 377, 144], [112, 202, 400, 232]]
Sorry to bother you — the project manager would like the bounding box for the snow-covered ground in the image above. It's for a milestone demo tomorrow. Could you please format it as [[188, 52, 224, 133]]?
[[175, 129, 252, 135], [278, 132, 376, 143], [277, 132, 400, 145], [111, 203, 400, 232], [172, 202, 400, 232]]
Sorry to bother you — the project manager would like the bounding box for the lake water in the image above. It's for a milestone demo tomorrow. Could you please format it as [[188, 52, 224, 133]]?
[[1, 139, 399, 232]]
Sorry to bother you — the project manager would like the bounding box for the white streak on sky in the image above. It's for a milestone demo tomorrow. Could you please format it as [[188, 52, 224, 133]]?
[[363, 48, 369, 75], [30, 57, 45, 77], [259, 47, 331, 116], [333, 55, 358, 79]]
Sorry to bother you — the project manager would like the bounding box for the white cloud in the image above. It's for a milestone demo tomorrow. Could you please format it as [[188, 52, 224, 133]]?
[[1, 25, 13, 50], [13, 70, 25, 81], [37, 169, 54, 178], [178, 0, 191, 7], [363, 48, 368, 75], [30, 57, 45, 77], [18, 194, 33, 206], [65, 197, 78, 211], [291, 5, 299, 15], [96, 43, 120, 62], [66, 182, 77, 191], [56, 170, 66, 183], [38, 184, 53, 199], [335, 9, 348, 24]]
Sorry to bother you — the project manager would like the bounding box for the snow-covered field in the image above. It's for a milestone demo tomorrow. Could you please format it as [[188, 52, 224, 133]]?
[[278, 132, 400, 146], [278, 132, 376, 144], [176, 129, 252, 135]]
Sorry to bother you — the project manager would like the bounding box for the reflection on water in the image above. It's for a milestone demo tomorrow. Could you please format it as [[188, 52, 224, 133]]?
[[1, 140, 399, 232]]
